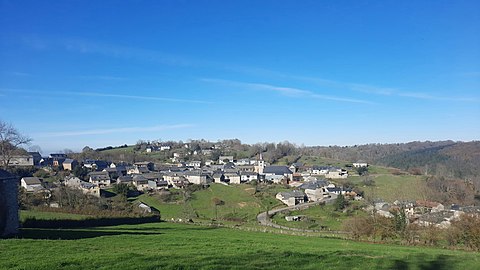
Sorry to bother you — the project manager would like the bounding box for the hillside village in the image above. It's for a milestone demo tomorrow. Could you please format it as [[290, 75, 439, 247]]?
[[6, 140, 480, 230]]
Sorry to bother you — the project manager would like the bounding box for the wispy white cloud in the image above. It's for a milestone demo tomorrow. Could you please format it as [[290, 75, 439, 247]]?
[[20, 35, 206, 67], [33, 124, 194, 137], [396, 92, 478, 102], [74, 91, 211, 104], [5, 71, 32, 77], [77, 75, 128, 81], [240, 82, 311, 97], [460, 71, 480, 77], [281, 75, 479, 103], [0, 88, 212, 104], [17, 35, 477, 103], [202, 78, 372, 104]]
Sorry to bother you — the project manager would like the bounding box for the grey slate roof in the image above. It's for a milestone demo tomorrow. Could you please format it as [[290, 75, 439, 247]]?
[[298, 179, 328, 190], [263, 166, 293, 175], [326, 187, 342, 193], [279, 190, 305, 199], [418, 211, 454, 224], [22, 177, 42, 185], [63, 158, 75, 164], [117, 176, 133, 182]]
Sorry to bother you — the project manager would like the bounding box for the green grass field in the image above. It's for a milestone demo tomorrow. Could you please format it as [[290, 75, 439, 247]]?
[[19, 210, 91, 222], [135, 193, 185, 220], [299, 156, 350, 167], [272, 203, 367, 231], [190, 184, 263, 221], [135, 184, 286, 223], [346, 174, 426, 202], [1, 222, 479, 270]]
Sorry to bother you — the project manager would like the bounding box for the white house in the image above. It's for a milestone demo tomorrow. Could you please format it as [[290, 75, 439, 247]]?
[[235, 159, 252, 166], [311, 166, 329, 175], [224, 172, 241, 184], [3, 155, 34, 167], [353, 161, 368, 168], [184, 171, 209, 185], [218, 156, 234, 165], [65, 176, 100, 197], [132, 175, 150, 191], [205, 160, 214, 166], [325, 168, 348, 179], [276, 191, 307, 206], [186, 160, 201, 169], [263, 166, 293, 182], [88, 171, 111, 187], [160, 145, 171, 151], [240, 171, 258, 183], [20, 177, 43, 192]]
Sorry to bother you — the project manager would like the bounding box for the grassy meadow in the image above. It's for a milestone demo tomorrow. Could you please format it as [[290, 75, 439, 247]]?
[[345, 174, 426, 202], [272, 203, 367, 231], [19, 210, 91, 222], [1, 222, 479, 270], [135, 183, 287, 223]]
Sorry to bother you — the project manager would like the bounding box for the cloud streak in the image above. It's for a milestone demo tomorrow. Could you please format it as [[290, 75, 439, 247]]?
[[72, 91, 211, 104], [0, 88, 212, 104], [5, 71, 32, 77], [20, 35, 208, 68], [17, 36, 477, 103], [283, 75, 479, 103], [202, 78, 372, 104], [77, 75, 129, 81], [33, 124, 194, 137]]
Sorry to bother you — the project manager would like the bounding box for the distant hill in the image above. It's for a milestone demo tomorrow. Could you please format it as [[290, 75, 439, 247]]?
[[306, 141, 480, 182], [377, 141, 480, 179]]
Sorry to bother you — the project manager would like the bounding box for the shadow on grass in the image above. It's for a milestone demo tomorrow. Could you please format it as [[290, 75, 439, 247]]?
[[18, 228, 162, 240], [388, 254, 455, 270], [100, 189, 116, 198]]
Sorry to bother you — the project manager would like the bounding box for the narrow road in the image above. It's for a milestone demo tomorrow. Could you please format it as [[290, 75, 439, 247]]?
[[257, 196, 336, 232]]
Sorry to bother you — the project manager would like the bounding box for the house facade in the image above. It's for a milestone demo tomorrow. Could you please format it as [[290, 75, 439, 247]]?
[[353, 161, 368, 168], [276, 190, 307, 206], [263, 166, 293, 182], [20, 177, 44, 192], [63, 159, 79, 170], [2, 155, 34, 167], [325, 168, 348, 179], [88, 172, 111, 187]]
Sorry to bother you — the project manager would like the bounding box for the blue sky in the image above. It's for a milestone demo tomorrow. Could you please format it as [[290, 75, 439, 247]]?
[[1, 0, 479, 154]]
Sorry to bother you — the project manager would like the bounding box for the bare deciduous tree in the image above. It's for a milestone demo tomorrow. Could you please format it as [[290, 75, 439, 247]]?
[[0, 120, 32, 168]]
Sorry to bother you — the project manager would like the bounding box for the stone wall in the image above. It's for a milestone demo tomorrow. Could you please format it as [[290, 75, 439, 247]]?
[[0, 169, 19, 237]]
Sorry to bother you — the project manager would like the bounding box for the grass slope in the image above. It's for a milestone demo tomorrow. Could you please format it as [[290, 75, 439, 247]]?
[[136, 184, 286, 223], [191, 184, 264, 221], [346, 174, 426, 202], [136, 193, 184, 220], [272, 203, 367, 231], [1, 222, 479, 270]]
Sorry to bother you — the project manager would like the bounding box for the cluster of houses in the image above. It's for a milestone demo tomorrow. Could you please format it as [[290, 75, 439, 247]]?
[[367, 199, 480, 228], [7, 149, 360, 203], [275, 177, 362, 206], [10, 151, 480, 230], [16, 152, 362, 202]]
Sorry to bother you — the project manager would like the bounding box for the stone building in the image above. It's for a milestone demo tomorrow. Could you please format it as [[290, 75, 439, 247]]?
[[0, 169, 19, 237]]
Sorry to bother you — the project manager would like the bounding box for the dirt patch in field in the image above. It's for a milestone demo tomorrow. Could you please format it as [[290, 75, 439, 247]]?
[[237, 202, 247, 208], [244, 187, 256, 195]]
